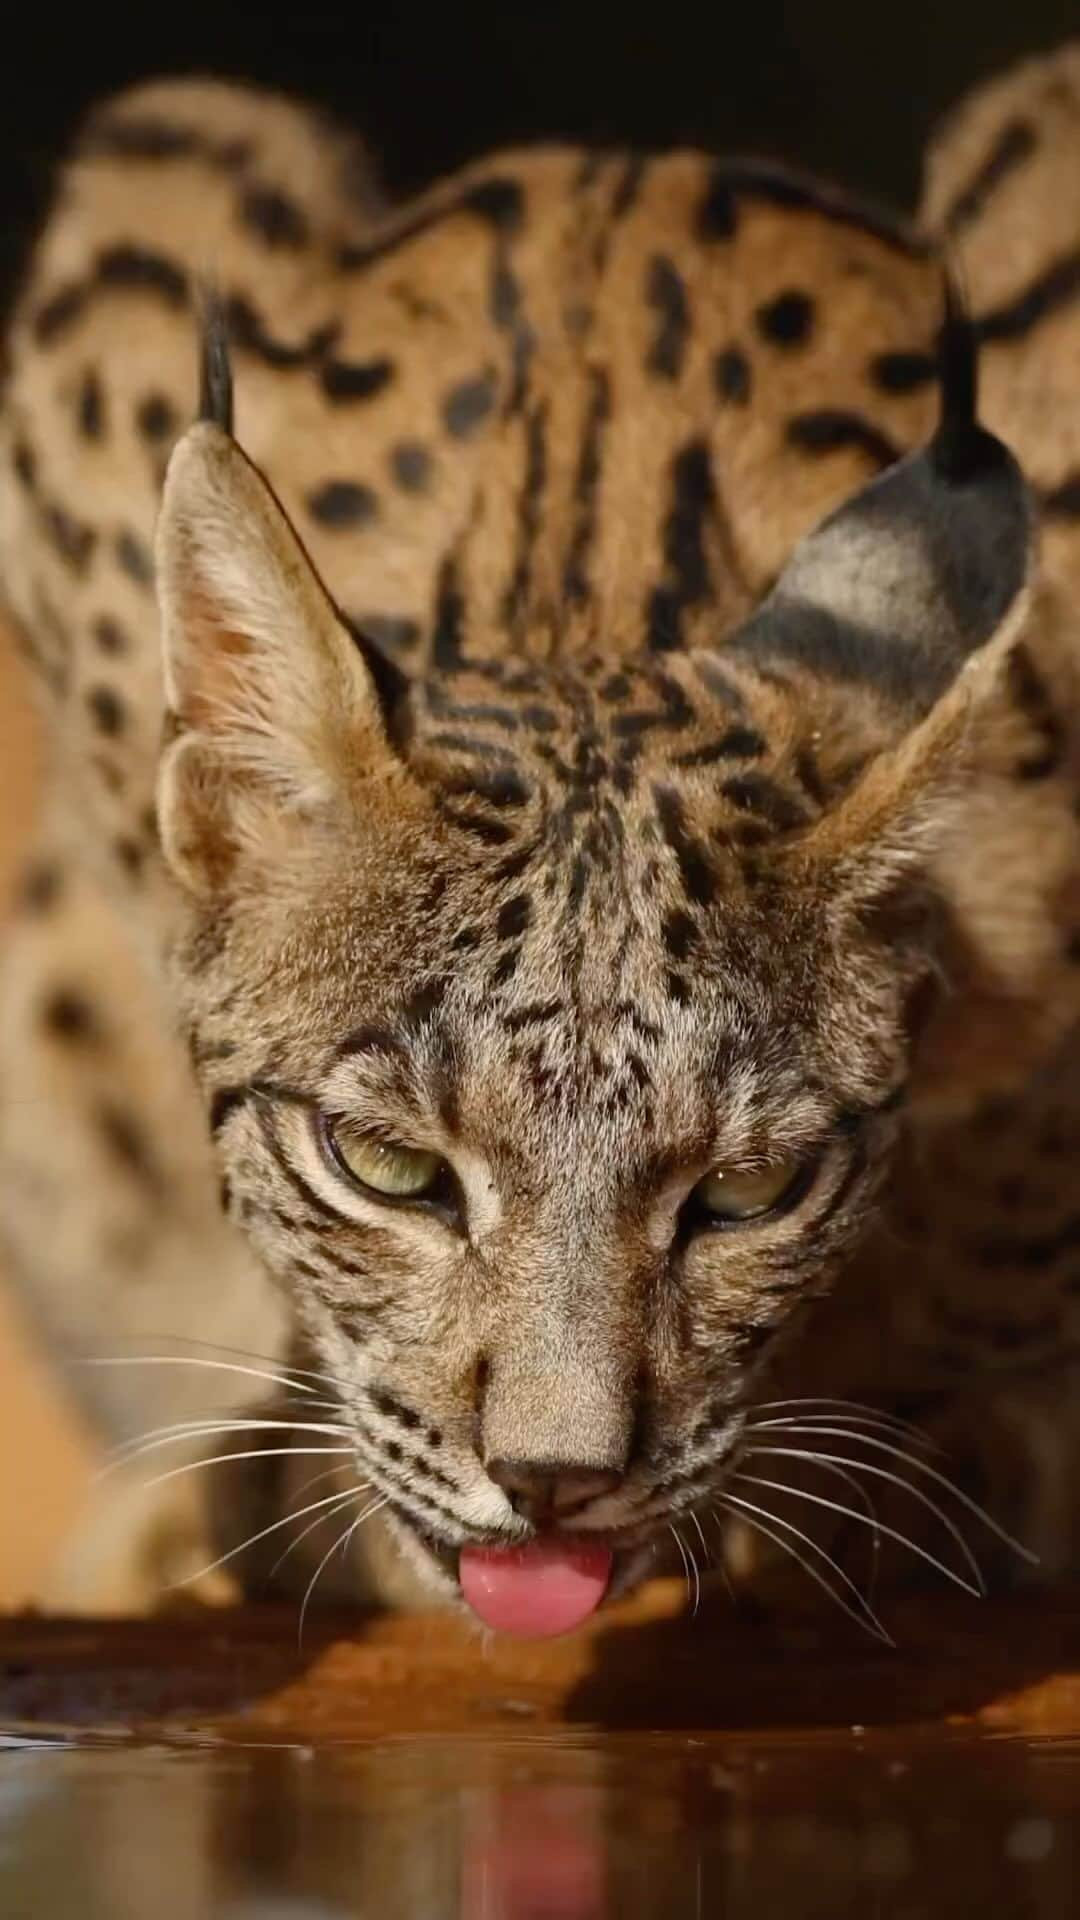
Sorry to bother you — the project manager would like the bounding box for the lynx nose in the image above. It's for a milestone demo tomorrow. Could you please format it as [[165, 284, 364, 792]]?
[[486, 1457, 623, 1526]]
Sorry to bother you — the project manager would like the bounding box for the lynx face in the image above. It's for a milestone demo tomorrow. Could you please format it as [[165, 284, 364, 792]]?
[[154, 304, 1033, 1621]]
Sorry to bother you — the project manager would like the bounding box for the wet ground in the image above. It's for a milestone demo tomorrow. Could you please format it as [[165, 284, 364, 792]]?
[[5, 1584, 1080, 1916]]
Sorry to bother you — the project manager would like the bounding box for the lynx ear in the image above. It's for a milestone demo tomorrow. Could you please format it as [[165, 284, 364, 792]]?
[[729, 282, 1033, 737], [155, 310, 408, 894], [730, 281, 1040, 901]]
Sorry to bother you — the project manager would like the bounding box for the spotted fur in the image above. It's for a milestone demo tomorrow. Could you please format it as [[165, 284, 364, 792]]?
[[4, 50, 1080, 1614]]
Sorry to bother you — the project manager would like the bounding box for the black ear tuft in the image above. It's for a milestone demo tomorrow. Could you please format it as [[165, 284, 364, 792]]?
[[197, 285, 234, 437], [930, 271, 1001, 485]]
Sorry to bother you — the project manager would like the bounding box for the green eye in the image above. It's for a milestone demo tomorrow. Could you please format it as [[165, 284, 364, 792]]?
[[324, 1120, 444, 1199], [694, 1155, 808, 1224]]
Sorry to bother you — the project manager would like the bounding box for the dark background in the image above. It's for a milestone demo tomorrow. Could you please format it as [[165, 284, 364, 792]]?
[[0, 3, 1075, 295]]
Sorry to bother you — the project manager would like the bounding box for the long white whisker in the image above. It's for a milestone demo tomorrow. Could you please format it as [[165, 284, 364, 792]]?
[[164, 1485, 364, 1589], [100, 1417, 353, 1479], [108, 1332, 348, 1394], [770, 1448, 884, 1604], [682, 1522, 702, 1616], [269, 1486, 368, 1580], [747, 1426, 1037, 1564], [688, 1508, 711, 1571], [745, 1445, 987, 1594], [743, 1446, 886, 1603], [298, 1496, 389, 1645], [139, 1446, 356, 1494], [712, 1498, 891, 1644], [717, 1490, 894, 1644], [285, 1462, 360, 1509], [750, 1411, 939, 1452], [667, 1522, 693, 1607], [84, 1354, 323, 1400], [750, 1396, 933, 1443], [734, 1471, 982, 1597]]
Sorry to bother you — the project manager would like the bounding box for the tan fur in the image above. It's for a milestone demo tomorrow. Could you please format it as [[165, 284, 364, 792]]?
[[3, 50, 1080, 1615]]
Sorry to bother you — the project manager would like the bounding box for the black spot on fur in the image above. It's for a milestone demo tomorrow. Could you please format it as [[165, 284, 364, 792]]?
[[113, 837, 144, 878], [115, 529, 154, 586], [562, 368, 611, 605], [663, 910, 696, 960], [647, 439, 715, 651], [431, 557, 466, 671], [448, 768, 529, 809], [496, 894, 531, 941], [942, 118, 1037, 233], [135, 392, 177, 442], [489, 947, 522, 988], [713, 346, 751, 404], [371, 1388, 422, 1431], [34, 282, 89, 343], [307, 480, 378, 528], [77, 369, 105, 441], [390, 441, 432, 492], [645, 255, 690, 379], [42, 988, 97, 1042], [674, 725, 766, 769], [785, 410, 901, 468], [240, 183, 309, 249], [97, 1101, 157, 1186], [210, 1085, 250, 1135], [721, 772, 807, 831], [756, 290, 815, 347], [502, 400, 548, 627], [696, 169, 738, 240], [19, 863, 61, 913], [1042, 473, 1080, 518], [440, 806, 514, 846], [871, 349, 937, 394], [666, 969, 691, 1005], [654, 785, 716, 905], [46, 502, 96, 573], [225, 293, 337, 372], [87, 685, 125, 737], [610, 154, 649, 223], [321, 356, 395, 403], [13, 440, 37, 491], [92, 615, 128, 655], [98, 245, 188, 306], [88, 116, 201, 161], [976, 250, 1080, 345], [349, 612, 421, 654], [443, 370, 498, 438], [505, 999, 564, 1032], [338, 176, 523, 272], [465, 178, 525, 230]]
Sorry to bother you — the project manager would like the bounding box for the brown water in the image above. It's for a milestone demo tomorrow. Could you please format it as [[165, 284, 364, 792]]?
[[3, 1727, 1080, 1917], [5, 1588, 1080, 1916]]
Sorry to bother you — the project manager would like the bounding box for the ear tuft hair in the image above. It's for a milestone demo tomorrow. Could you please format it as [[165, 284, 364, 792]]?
[[197, 285, 234, 437], [929, 270, 1000, 485]]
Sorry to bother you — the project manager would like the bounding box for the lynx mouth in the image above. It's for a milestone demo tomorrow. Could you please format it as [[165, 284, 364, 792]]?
[[403, 1517, 654, 1637]]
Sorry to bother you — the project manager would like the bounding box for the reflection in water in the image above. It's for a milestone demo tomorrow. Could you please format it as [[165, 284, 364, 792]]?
[[0, 1733, 1077, 1917]]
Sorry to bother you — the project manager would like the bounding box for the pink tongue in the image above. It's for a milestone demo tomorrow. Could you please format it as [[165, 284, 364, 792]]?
[[458, 1540, 613, 1638]]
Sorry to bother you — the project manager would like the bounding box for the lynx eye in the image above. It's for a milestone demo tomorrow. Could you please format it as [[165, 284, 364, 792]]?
[[693, 1155, 809, 1225], [323, 1118, 444, 1200]]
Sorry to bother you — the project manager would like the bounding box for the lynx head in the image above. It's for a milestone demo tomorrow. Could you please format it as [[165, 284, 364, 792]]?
[[152, 290, 1058, 1628]]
